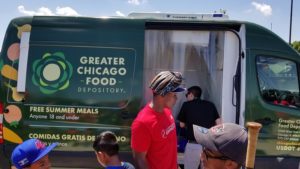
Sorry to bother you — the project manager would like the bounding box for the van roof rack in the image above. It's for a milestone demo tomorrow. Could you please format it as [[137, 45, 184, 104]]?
[[128, 12, 229, 20]]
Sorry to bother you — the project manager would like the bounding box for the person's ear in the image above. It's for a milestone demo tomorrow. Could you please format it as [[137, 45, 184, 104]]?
[[191, 93, 195, 99], [95, 151, 107, 166], [224, 160, 239, 169], [98, 151, 106, 159]]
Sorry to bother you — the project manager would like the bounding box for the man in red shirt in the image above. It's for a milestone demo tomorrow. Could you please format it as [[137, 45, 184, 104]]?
[[131, 71, 185, 169]]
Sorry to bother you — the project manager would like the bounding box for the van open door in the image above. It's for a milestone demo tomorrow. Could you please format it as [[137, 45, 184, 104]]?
[[142, 22, 243, 124]]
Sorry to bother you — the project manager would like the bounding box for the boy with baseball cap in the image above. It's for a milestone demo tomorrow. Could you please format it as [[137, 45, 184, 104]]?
[[193, 123, 248, 169], [11, 138, 57, 169]]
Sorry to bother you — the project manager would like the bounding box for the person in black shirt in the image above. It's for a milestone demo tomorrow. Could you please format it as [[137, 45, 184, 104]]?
[[177, 86, 222, 169]]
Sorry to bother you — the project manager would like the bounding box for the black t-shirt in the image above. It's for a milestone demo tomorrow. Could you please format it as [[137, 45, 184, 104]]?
[[177, 99, 220, 141]]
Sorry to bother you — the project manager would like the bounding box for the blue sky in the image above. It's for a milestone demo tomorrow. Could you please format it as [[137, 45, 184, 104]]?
[[1, 0, 299, 50]]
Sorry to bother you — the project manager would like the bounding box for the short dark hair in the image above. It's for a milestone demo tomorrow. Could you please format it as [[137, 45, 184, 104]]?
[[188, 86, 202, 98], [93, 131, 119, 156]]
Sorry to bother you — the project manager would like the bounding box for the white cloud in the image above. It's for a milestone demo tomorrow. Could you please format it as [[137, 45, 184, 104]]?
[[116, 11, 125, 17], [128, 0, 140, 5], [56, 7, 80, 16], [17, 5, 80, 16], [18, 5, 54, 16], [251, 2, 272, 16]]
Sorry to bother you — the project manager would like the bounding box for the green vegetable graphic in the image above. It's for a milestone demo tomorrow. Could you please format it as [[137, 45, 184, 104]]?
[[32, 52, 73, 94]]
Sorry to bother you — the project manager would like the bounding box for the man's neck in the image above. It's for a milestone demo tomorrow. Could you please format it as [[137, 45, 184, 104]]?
[[149, 99, 164, 113]]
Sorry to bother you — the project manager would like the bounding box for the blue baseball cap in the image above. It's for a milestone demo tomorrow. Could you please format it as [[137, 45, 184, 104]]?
[[11, 138, 58, 169]]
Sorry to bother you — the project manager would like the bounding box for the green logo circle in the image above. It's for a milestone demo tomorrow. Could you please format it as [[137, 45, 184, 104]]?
[[32, 52, 73, 94]]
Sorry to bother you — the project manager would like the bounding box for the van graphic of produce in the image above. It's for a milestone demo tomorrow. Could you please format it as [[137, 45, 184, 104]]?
[[3, 127, 23, 144], [13, 23, 32, 39], [7, 43, 20, 62], [4, 82, 25, 102], [32, 52, 73, 94], [1, 65, 18, 81], [4, 105, 22, 127]]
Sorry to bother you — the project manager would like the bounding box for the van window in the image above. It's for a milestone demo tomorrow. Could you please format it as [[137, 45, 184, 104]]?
[[256, 56, 300, 108]]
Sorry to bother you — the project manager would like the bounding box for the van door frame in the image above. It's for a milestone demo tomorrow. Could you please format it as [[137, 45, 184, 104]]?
[[145, 21, 243, 124]]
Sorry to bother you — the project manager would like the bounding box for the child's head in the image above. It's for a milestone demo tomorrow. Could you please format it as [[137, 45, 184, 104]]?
[[11, 138, 57, 169], [93, 131, 119, 167]]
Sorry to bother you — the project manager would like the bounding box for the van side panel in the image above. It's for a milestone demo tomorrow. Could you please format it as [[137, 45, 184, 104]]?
[[1, 16, 300, 169], [0, 16, 145, 168]]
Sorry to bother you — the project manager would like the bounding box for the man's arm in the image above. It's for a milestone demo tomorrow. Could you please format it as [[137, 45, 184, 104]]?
[[131, 120, 150, 169], [179, 121, 186, 128], [211, 103, 222, 125], [132, 151, 149, 169]]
